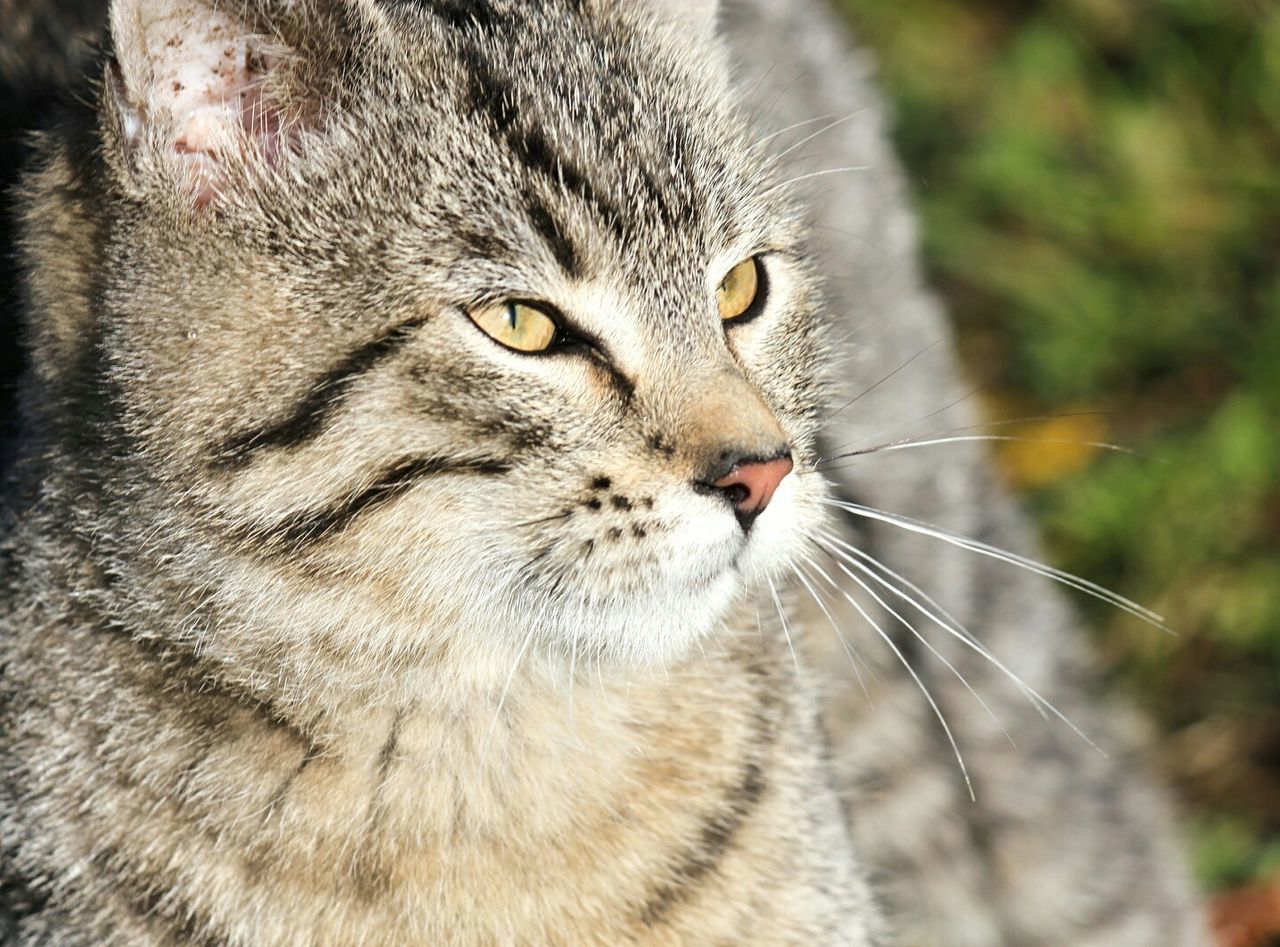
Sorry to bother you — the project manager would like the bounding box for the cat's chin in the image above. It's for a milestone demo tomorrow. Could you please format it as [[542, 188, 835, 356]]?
[[575, 572, 745, 668], [474, 551, 740, 669]]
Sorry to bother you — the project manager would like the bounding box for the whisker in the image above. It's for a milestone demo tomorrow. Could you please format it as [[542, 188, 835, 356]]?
[[752, 113, 836, 150], [764, 165, 870, 196], [816, 383, 991, 468], [817, 530, 1105, 755], [814, 409, 1126, 465], [943, 410, 1115, 432], [806, 541, 1014, 749], [821, 340, 943, 423], [768, 110, 870, 164], [823, 499, 1170, 631], [811, 433, 1137, 474], [484, 623, 539, 754], [818, 405, 1114, 467], [766, 576, 801, 672], [750, 67, 808, 143], [807, 554, 975, 800], [791, 561, 874, 703], [818, 529, 983, 652]]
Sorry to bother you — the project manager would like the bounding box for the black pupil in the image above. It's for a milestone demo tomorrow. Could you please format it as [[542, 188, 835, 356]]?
[[506, 304, 519, 329]]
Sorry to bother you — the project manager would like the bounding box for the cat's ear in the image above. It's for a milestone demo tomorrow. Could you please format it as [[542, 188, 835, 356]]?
[[105, 0, 316, 208]]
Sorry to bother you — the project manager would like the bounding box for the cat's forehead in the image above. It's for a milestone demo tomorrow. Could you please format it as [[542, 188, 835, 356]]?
[[326, 1, 768, 272]]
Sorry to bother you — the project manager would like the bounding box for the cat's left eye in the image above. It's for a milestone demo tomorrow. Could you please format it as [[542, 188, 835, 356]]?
[[468, 301, 559, 353], [717, 258, 761, 323]]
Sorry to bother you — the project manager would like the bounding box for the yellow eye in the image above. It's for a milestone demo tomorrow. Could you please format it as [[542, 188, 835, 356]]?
[[468, 301, 559, 353], [717, 257, 760, 322]]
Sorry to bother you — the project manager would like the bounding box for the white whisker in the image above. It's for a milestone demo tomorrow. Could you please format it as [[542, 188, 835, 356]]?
[[820, 531, 975, 637], [792, 561, 874, 703], [484, 623, 539, 756], [816, 409, 1120, 469], [820, 384, 988, 460], [808, 541, 1013, 749], [824, 498, 1170, 631], [768, 110, 869, 164], [764, 165, 869, 196], [815, 434, 1136, 471], [806, 555, 975, 800], [818, 532, 1105, 754], [752, 113, 836, 150], [767, 576, 801, 672]]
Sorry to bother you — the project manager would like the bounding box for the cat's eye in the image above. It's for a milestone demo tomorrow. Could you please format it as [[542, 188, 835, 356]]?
[[717, 257, 762, 323], [468, 301, 559, 353]]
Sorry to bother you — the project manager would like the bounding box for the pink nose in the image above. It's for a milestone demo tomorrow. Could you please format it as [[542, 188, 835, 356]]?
[[712, 456, 794, 530]]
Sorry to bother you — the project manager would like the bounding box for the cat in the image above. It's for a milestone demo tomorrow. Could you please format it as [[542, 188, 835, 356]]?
[[0, 0, 1211, 944]]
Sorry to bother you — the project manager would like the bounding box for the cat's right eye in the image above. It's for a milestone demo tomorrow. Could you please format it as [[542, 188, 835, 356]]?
[[467, 301, 559, 353]]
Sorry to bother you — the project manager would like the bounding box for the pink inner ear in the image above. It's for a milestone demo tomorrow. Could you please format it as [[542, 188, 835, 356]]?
[[142, 10, 285, 206]]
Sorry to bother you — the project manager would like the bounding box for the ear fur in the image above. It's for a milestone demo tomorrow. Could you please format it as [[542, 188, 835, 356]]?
[[106, 0, 297, 207]]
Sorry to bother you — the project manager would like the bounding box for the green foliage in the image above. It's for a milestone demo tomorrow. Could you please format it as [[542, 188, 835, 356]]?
[[836, 0, 1280, 889], [1194, 813, 1280, 891]]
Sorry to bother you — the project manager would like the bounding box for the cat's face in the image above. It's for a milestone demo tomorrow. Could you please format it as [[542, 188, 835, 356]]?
[[83, 0, 831, 670]]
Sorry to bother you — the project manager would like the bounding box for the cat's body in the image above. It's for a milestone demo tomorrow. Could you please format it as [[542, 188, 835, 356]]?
[[1, 1, 1208, 945]]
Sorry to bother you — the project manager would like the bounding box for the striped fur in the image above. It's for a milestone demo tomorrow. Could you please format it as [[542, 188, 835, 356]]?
[[1, 0, 1207, 944]]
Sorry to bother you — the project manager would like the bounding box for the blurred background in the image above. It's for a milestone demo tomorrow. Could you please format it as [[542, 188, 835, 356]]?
[[832, 0, 1280, 939]]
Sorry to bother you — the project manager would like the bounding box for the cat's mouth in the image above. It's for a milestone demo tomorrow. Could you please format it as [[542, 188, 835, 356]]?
[[486, 462, 808, 664], [646, 467, 805, 595]]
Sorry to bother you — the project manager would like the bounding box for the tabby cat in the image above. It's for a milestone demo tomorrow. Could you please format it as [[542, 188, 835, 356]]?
[[0, 0, 1211, 944]]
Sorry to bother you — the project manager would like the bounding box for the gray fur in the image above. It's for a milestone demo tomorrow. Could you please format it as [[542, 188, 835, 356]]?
[[0, 0, 1208, 944]]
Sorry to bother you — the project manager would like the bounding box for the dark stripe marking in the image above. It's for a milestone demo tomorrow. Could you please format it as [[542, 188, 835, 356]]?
[[459, 47, 628, 243], [638, 759, 768, 926], [416, 0, 500, 34], [242, 455, 510, 550], [0, 870, 49, 931], [587, 352, 636, 407], [261, 750, 318, 827], [214, 317, 427, 470], [92, 845, 231, 947], [352, 709, 407, 902], [522, 188, 582, 276], [80, 602, 313, 752], [637, 663, 778, 928]]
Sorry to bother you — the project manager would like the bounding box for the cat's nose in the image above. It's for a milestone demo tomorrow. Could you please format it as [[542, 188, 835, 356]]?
[[701, 452, 794, 532]]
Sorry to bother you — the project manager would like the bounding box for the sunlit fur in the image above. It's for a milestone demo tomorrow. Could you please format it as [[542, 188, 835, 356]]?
[[1, 0, 1210, 944], [1, 1, 879, 943]]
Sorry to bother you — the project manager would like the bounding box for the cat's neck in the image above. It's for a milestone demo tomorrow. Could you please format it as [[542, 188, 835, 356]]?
[[21, 550, 833, 943]]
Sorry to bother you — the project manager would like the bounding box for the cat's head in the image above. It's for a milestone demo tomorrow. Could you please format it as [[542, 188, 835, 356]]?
[[30, 0, 833, 681]]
